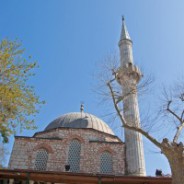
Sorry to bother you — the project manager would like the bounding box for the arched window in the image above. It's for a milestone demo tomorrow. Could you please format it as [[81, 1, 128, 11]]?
[[68, 139, 81, 172], [34, 149, 48, 171], [100, 151, 113, 174]]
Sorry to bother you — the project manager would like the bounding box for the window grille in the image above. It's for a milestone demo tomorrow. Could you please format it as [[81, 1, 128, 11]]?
[[100, 151, 113, 174], [68, 139, 81, 172], [34, 149, 48, 171]]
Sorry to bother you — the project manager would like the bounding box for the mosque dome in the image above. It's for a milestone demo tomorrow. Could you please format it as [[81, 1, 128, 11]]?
[[44, 112, 114, 135]]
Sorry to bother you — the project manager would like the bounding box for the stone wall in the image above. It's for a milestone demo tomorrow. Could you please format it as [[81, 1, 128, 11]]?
[[9, 128, 125, 175]]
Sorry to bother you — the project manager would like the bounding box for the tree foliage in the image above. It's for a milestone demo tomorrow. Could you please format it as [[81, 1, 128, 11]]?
[[0, 40, 44, 143]]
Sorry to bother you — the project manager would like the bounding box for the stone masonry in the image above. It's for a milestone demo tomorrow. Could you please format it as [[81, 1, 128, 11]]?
[[9, 128, 125, 175]]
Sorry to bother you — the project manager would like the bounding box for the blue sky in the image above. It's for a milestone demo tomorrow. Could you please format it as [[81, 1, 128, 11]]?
[[1, 0, 184, 175]]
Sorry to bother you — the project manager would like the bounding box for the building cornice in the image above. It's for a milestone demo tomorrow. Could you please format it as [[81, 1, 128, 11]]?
[[0, 169, 171, 184]]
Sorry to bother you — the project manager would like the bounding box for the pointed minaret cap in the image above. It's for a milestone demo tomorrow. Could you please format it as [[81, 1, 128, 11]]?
[[119, 16, 131, 42]]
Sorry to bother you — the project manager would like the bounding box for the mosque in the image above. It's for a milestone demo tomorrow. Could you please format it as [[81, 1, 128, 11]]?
[[0, 18, 171, 184]]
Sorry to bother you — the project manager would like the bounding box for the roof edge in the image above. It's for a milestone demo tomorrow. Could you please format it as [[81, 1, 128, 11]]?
[[33, 127, 122, 142]]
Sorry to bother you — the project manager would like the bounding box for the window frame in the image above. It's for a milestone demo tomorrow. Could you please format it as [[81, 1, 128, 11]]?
[[100, 151, 113, 174], [34, 149, 48, 171], [67, 139, 81, 172]]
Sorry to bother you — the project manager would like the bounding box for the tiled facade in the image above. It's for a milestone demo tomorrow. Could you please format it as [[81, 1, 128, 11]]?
[[9, 128, 125, 175]]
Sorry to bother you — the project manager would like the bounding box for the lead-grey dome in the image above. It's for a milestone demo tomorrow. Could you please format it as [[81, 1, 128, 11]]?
[[44, 112, 114, 135]]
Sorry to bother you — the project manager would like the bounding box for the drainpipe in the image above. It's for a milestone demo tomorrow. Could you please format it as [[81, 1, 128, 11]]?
[[98, 176, 101, 184], [26, 173, 30, 184]]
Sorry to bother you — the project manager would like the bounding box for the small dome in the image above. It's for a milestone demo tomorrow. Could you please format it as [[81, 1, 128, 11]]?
[[44, 112, 114, 135]]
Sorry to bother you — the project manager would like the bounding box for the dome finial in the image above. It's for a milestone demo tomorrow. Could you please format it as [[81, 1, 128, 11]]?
[[80, 103, 84, 113]]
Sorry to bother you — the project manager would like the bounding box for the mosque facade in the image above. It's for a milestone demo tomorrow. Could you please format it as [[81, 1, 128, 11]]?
[[9, 112, 125, 175]]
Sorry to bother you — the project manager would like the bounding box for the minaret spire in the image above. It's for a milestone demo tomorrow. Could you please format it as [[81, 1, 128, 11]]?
[[119, 17, 134, 66], [117, 17, 146, 176], [120, 16, 131, 41]]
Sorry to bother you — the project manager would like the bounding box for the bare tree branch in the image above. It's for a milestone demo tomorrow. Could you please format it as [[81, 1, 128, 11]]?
[[181, 110, 184, 121], [173, 123, 184, 143], [107, 80, 162, 148], [167, 100, 182, 124]]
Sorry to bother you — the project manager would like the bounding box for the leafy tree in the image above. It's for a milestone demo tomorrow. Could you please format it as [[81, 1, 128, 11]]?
[[0, 40, 44, 143]]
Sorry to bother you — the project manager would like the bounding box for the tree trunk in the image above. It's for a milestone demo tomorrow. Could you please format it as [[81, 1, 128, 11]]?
[[161, 140, 184, 184], [170, 161, 184, 184], [164, 148, 184, 184]]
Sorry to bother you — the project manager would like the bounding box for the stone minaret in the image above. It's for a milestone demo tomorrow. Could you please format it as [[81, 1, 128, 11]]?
[[117, 17, 146, 176]]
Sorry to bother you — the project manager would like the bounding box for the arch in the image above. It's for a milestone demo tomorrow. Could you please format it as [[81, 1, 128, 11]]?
[[34, 149, 48, 171], [63, 134, 85, 144], [100, 151, 113, 174], [98, 146, 115, 155], [67, 139, 81, 172], [33, 143, 53, 153]]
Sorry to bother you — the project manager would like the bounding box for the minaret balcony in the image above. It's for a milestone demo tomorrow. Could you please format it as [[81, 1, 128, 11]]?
[[116, 62, 143, 85]]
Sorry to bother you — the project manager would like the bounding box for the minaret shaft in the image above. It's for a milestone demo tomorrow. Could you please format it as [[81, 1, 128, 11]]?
[[118, 18, 146, 176], [119, 40, 134, 66]]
